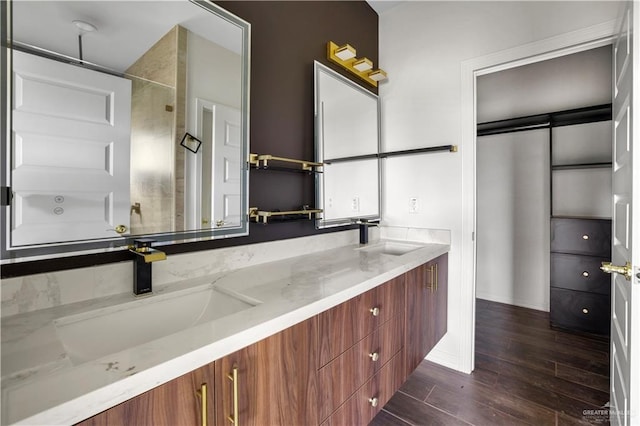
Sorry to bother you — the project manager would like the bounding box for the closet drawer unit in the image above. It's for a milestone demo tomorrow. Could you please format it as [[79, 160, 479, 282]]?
[[550, 253, 611, 295], [550, 287, 611, 335], [551, 218, 611, 257]]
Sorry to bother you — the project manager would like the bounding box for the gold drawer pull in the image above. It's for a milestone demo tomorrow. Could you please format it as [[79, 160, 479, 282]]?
[[369, 397, 379, 407], [369, 352, 380, 362], [582, 271, 589, 277], [369, 307, 380, 317], [196, 383, 208, 426], [582, 234, 589, 240], [582, 308, 589, 314], [227, 366, 239, 425]]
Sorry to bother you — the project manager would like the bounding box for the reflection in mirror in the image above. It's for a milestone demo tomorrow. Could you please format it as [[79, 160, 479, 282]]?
[[314, 62, 380, 228], [2, 0, 250, 260]]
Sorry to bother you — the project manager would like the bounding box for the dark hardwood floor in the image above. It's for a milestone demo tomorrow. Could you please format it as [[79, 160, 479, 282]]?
[[371, 299, 610, 426]]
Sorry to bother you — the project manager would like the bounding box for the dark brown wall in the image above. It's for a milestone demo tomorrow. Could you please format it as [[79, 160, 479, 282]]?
[[1, 1, 378, 277]]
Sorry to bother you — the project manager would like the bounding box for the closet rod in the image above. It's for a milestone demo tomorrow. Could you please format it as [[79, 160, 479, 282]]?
[[477, 104, 612, 137], [324, 145, 457, 164]]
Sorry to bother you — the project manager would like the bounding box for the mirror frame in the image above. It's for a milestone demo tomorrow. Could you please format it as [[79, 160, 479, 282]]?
[[0, 0, 251, 264], [313, 61, 381, 228]]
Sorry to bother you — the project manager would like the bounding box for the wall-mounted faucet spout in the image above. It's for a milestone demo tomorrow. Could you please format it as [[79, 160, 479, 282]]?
[[130, 239, 167, 295]]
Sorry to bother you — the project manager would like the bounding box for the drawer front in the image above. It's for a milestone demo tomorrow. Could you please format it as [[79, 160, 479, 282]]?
[[321, 351, 404, 426], [318, 275, 405, 367], [318, 315, 403, 421], [550, 288, 611, 335], [550, 253, 610, 295], [551, 218, 611, 257]]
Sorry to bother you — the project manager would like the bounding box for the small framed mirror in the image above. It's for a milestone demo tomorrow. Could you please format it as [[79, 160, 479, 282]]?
[[314, 61, 381, 228], [1, 0, 250, 262]]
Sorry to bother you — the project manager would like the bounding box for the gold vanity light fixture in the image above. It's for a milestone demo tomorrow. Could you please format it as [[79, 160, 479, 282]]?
[[327, 41, 387, 87]]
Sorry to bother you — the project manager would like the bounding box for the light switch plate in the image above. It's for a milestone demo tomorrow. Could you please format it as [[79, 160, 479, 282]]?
[[409, 197, 419, 213]]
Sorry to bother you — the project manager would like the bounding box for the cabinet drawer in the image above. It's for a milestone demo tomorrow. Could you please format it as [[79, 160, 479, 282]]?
[[550, 253, 610, 295], [550, 288, 610, 335], [318, 275, 404, 367], [318, 314, 403, 421], [321, 351, 404, 426], [551, 218, 611, 257]]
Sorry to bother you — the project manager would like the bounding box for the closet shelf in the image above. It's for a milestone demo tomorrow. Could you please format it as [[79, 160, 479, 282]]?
[[249, 207, 323, 224], [249, 153, 322, 172]]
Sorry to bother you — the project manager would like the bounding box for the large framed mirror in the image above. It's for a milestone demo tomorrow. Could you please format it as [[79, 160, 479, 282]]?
[[314, 61, 381, 228], [1, 0, 250, 262]]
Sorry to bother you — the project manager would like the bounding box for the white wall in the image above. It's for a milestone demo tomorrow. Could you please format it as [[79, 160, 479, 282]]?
[[476, 130, 550, 311], [379, 0, 621, 373]]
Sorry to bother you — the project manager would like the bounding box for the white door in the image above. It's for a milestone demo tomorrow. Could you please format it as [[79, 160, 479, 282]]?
[[192, 100, 241, 229], [11, 51, 132, 246], [209, 103, 241, 229], [608, 2, 639, 425]]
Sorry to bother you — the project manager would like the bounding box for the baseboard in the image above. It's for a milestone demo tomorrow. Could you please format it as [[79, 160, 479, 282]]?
[[476, 292, 549, 312]]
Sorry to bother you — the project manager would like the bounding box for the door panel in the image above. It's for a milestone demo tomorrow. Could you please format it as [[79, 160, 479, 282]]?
[[11, 51, 131, 246], [609, 3, 638, 425]]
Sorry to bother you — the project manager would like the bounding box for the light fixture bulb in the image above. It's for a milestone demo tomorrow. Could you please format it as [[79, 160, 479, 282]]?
[[368, 69, 387, 82], [73, 20, 98, 34], [335, 44, 356, 61], [353, 58, 373, 72]]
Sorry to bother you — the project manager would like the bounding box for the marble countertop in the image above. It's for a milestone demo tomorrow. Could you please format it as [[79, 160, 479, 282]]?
[[1, 237, 449, 425]]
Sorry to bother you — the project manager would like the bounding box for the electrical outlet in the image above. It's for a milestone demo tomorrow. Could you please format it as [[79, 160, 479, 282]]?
[[351, 196, 360, 212], [409, 197, 419, 214]]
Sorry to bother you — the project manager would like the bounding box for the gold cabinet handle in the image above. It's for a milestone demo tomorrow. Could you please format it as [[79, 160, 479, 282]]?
[[582, 308, 589, 314], [114, 224, 128, 234], [227, 366, 239, 425], [369, 397, 379, 407], [427, 264, 438, 292], [601, 261, 632, 281], [216, 220, 225, 227], [369, 352, 380, 362], [369, 307, 380, 317], [434, 263, 438, 292], [196, 383, 208, 426]]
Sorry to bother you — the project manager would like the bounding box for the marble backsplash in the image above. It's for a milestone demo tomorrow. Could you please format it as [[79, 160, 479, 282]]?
[[1, 226, 450, 318]]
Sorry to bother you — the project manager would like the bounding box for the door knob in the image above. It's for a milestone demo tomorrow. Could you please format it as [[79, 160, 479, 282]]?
[[600, 261, 632, 281]]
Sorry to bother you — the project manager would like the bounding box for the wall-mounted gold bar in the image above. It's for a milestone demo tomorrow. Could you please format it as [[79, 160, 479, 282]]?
[[249, 208, 323, 224], [248, 153, 323, 171]]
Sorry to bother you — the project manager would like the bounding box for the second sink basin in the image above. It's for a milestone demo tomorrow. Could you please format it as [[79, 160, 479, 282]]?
[[54, 285, 257, 364], [358, 240, 425, 256]]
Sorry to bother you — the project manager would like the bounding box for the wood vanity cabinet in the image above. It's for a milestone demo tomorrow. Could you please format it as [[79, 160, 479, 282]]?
[[317, 275, 405, 424], [76, 255, 448, 426], [404, 253, 448, 375], [215, 317, 318, 426], [76, 362, 215, 426]]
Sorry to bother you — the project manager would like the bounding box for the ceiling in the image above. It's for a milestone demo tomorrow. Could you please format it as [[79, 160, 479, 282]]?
[[12, 1, 243, 73], [366, 1, 404, 15]]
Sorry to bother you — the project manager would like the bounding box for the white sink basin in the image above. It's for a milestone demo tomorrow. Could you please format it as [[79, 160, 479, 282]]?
[[54, 285, 257, 364], [358, 241, 425, 256]]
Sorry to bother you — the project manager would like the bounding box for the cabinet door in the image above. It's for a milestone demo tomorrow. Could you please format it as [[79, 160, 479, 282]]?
[[215, 317, 318, 426], [432, 253, 448, 347], [404, 254, 448, 377], [76, 363, 215, 426], [404, 262, 430, 375]]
